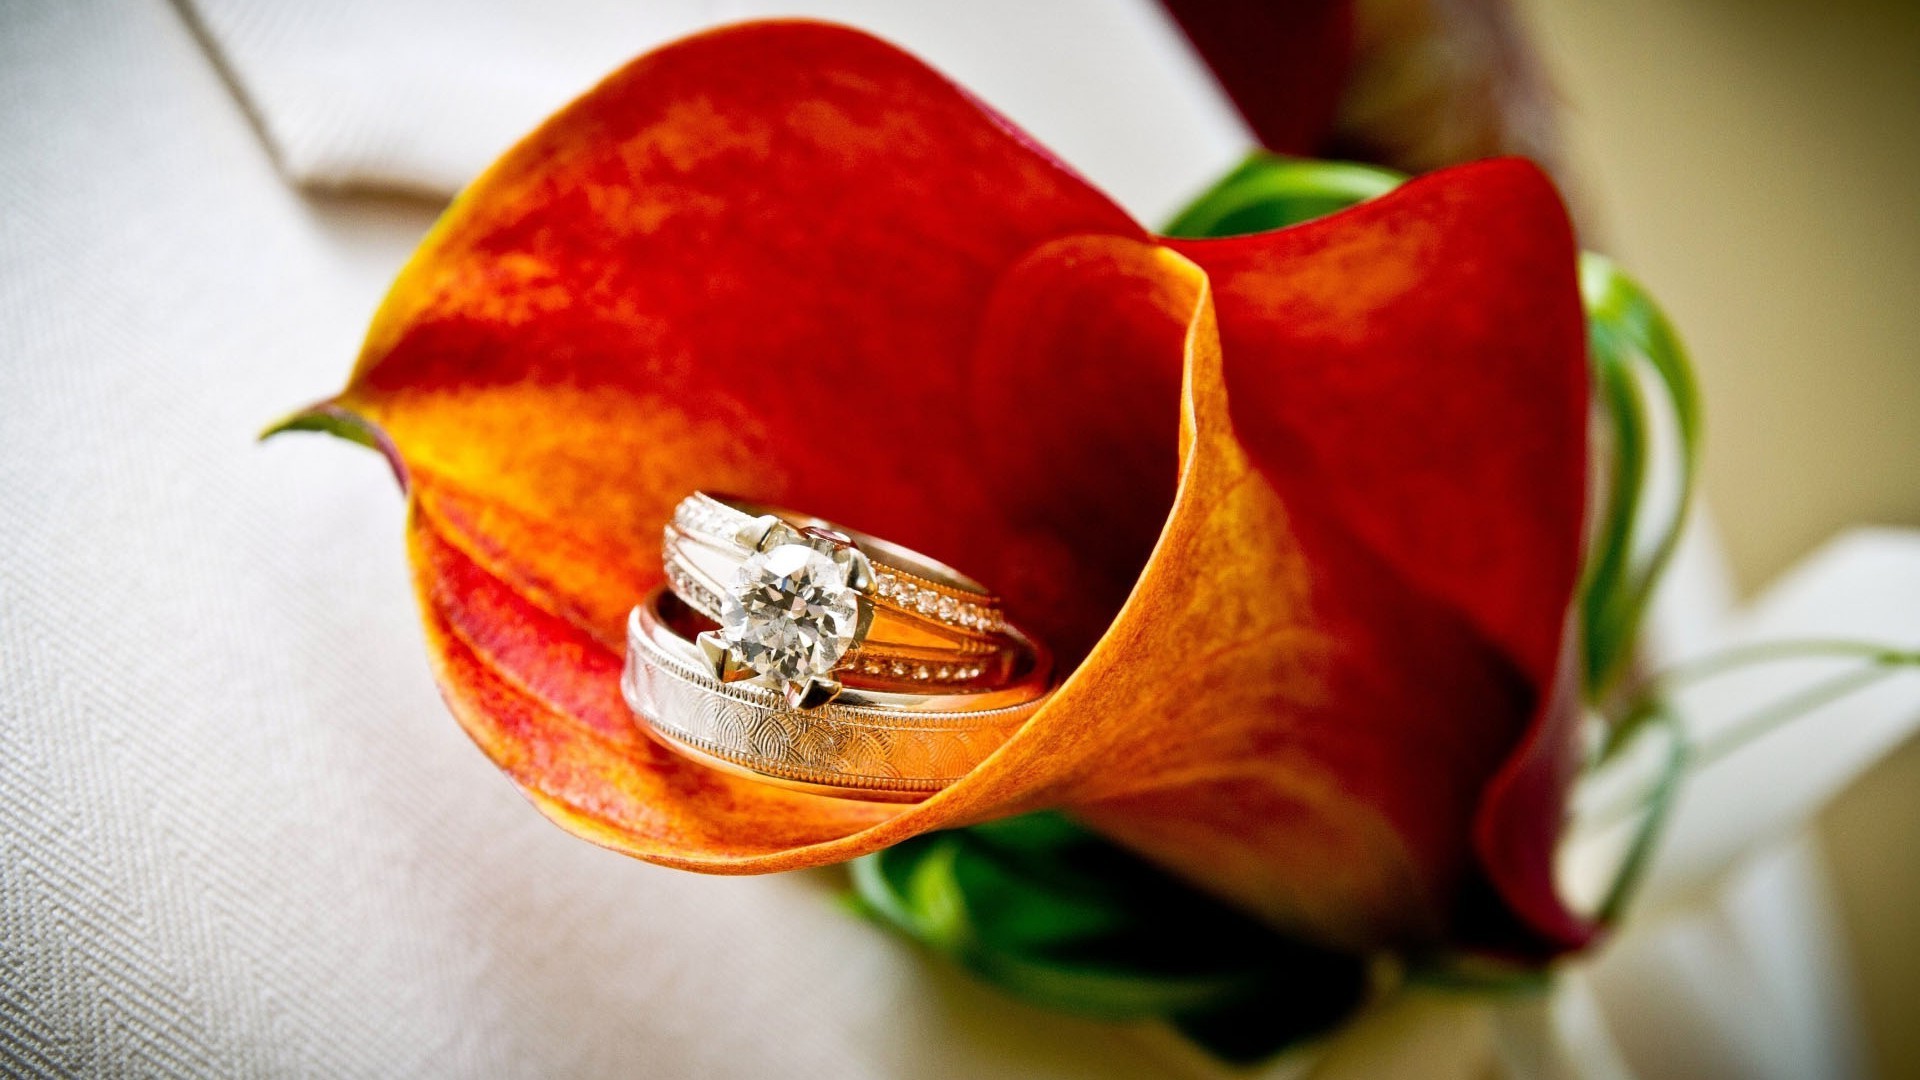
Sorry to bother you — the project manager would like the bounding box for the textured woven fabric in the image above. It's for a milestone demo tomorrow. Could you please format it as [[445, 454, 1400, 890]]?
[[181, 0, 1257, 221], [4, 1, 1918, 1077], [0, 3, 1222, 1075]]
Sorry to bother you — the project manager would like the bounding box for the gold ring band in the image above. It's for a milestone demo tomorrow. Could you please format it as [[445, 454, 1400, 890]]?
[[661, 492, 1032, 705]]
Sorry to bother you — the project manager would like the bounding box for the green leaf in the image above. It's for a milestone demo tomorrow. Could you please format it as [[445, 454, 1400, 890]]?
[[849, 815, 1370, 1063], [1592, 701, 1689, 926], [1580, 254, 1703, 698], [259, 401, 385, 450], [1161, 152, 1405, 237]]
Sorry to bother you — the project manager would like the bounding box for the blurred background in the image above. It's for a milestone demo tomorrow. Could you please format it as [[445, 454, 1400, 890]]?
[[1521, 0, 1919, 1073]]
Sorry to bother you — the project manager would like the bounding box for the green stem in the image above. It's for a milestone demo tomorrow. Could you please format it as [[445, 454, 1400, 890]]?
[[1593, 703, 1688, 925], [1601, 638, 1920, 762], [1693, 665, 1904, 767], [1585, 640, 1920, 926], [1579, 253, 1703, 700], [1586, 639, 1919, 924]]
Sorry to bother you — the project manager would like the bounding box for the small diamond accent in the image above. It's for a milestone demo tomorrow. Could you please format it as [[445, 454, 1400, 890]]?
[[675, 496, 750, 543], [672, 495, 1008, 636]]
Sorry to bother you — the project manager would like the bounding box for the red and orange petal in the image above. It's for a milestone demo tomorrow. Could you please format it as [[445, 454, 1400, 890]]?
[[279, 21, 1591, 955]]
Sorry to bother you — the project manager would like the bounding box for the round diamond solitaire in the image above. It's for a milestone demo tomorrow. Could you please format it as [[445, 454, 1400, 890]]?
[[661, 493, 1023, 710], [718, 543, 859, 690]]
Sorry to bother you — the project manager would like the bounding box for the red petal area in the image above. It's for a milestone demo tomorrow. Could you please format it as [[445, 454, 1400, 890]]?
[[344, 20, 1148, 656], [397, 236, 1218, 878], [1171, 159, 1587, 689], [1170, 158, 1591, 952]]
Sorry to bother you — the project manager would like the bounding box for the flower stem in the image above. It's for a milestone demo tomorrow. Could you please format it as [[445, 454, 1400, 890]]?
[[1586, 639, 1920, 924]]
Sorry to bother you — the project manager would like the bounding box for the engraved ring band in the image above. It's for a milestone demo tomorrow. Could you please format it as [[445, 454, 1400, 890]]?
[[623, 590, 1049, 801]]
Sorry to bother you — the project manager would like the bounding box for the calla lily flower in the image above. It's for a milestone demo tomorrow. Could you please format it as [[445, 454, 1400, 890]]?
[[272, 21, 1593, 958]]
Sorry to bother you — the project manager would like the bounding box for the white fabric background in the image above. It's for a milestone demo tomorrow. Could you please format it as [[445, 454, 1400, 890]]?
[[180, 0, 1256, 222], [4, 1, 1918, 1077]]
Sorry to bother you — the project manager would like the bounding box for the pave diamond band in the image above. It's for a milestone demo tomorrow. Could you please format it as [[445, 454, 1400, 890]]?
[[623, 591, 1049, 800], [670, 494, 1008, 633], [662, 492, 1029, 706]]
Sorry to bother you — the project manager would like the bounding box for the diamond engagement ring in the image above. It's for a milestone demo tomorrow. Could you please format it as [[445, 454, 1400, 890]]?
[[623, 590, 1051, 800], [662, 492, 1028, 708]]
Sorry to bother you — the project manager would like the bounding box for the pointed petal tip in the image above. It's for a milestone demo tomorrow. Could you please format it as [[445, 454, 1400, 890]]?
[[260, 401, 407, 486]]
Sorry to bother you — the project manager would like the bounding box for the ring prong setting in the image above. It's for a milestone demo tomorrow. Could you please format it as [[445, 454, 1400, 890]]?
[[734, 514, 784, 552], [696, 630, 743, 681], [838, 547, 875, 592], [788, 676, 842, 710]]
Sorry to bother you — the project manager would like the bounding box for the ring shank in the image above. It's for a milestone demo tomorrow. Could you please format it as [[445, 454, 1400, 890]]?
[[624, 592, 1044, 801], [712, 494, 992, 596]]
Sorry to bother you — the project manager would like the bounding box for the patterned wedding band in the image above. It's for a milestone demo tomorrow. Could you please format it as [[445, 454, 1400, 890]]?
[[623, 590, 1049, 801], [663, 492, 1026, 706]]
